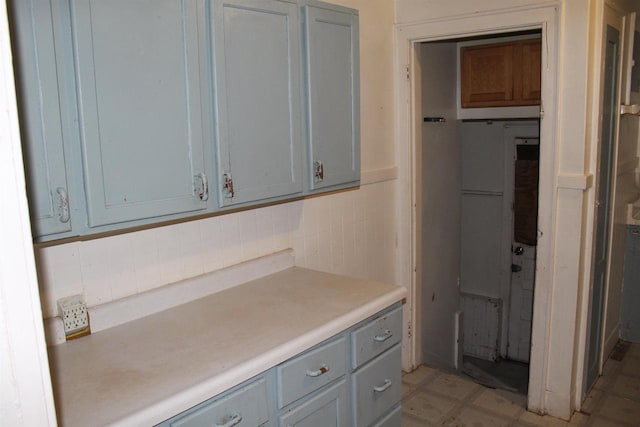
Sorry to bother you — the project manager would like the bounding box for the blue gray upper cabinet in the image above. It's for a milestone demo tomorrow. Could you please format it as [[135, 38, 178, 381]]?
[[11, 0, 72, 236], [70, 0, 209, 227], [208, 0, 303, 207], [302, 4, 360, 192]]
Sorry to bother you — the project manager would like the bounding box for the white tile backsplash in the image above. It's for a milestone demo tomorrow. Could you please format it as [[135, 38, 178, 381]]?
[[36, 180, 397, 319]]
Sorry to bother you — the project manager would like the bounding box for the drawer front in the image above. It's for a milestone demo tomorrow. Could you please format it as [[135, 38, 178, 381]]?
[[169, 377, 271, 427], [371, 405, 401, 427], [351, 306, 402, 369], [352, 345, 401, 427], [278, 379, 348, 427], [277, 336, 347, 408]]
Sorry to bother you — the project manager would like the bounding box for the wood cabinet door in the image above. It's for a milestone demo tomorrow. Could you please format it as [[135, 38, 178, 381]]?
[[210, 0, 303, 207], [71, 0, 208, 227], [12, 0, 73, 237], [461, 43, 514, 107], [517, 39, 542, 104], [303, 5, 360, 192]]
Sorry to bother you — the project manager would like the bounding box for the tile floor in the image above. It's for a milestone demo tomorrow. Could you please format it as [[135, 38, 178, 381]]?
[[401, 343, 640, 426]]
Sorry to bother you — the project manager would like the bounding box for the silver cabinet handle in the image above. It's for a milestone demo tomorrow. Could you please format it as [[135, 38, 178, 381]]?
[[373, 379, 392, 393], [56, 187, 70, 223], [374, 329, 392, 342], [215, 413, 242, 427], [306, 364, 329, 377]]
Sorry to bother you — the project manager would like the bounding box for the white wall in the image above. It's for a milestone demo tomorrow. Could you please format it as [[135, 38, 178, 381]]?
[[0, 0, 57, 424], [419, 42, 461, 369], [36, 0, 398, 324]]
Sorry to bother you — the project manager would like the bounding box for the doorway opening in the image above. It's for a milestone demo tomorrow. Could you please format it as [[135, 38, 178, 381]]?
[[417, 31, 542, 398]]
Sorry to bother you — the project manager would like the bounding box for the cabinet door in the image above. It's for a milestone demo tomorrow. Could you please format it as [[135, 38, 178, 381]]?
[[11, 0, 72, 236], [352, 345, 401, 427], [461, 43, 514, 107], [517, 39, 542, 104], [279, 380, 348, 427], [210, 0, 303, 206], [70, 0, 208, 227], [303, 5, 360, 191]]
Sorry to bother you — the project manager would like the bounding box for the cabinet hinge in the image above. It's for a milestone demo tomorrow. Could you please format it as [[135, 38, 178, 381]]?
[[222, 173, 234, 199], [407, 321, 412, 339], [406, 65, 410, 81]]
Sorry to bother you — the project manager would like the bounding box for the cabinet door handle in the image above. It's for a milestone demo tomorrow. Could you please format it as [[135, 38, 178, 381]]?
[[373, 379, 392, 393], [223, 173, 234, 198], [313, 160, 324, 183], [373, 329, 392, 342], [306, 364, 329, 377], [194, 172, 209, 201], [56, 187, 70, 223], [215, 413, 242, 427]]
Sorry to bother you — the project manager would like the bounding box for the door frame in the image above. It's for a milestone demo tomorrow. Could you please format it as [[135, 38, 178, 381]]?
[[394, 5, 558, 415]]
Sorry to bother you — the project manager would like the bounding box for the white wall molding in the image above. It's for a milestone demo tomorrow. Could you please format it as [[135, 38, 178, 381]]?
[[395, 3, 564, 417], [557, 173, 594, 190], [395, 1, 560, 28]]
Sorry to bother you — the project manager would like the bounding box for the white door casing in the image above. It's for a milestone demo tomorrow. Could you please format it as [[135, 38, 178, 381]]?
[[394, 4, 558, 416]]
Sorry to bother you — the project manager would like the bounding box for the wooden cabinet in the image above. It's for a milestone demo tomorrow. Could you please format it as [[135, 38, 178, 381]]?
[[70, 0, 210, 227], [302, 4, 360, 192], [461, 38, 541, 108], [158, 304, 402, 427], [11, 0, 360, 241], [160, 374, 274, 427], [279, 380, 349, 427], [209, 0, 303, 207], [10, 0, 73, 237]]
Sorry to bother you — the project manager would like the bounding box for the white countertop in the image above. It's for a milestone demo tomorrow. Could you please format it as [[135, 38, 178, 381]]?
[[48, 267, 406, 426]]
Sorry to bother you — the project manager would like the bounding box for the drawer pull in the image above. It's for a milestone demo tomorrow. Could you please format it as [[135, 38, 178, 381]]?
[[215, 413, 242, 427], [306, 364, 330, 377], [373, 379, 392, 393], [373, 329, 393, 342]]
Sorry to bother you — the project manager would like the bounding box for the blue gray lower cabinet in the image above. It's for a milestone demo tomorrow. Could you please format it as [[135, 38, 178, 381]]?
[[621, 225, 640, 342], [157, 304, 402, 427]]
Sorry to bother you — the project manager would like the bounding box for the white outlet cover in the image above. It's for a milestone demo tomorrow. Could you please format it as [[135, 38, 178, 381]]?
[[58, 295, 89, 335]]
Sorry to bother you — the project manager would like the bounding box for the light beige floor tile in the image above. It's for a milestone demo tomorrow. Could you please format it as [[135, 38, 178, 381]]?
[[582, 388, 604, 414], [596, 395, 640, 424], [602, 359, 621, 377], [567, 412, 589, 426], [621, 356, 640, 378], [472, 388, 524, 418], [594, 373, 615, 391], [610, 375, 640, 400], [403, 390, 458, 423], [444, 407, 512, 427], [403, 383, 417, 398], [588, 415, 630, 427], [403, 365, 439, 386], [402, 414, 434, 427], [518, 410, 569, 426], [628, 344, 640, 358], [424, 373, 480, 400]]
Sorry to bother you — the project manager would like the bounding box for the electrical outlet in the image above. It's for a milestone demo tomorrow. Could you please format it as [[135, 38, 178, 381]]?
[[57, 295, 90, 338]]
